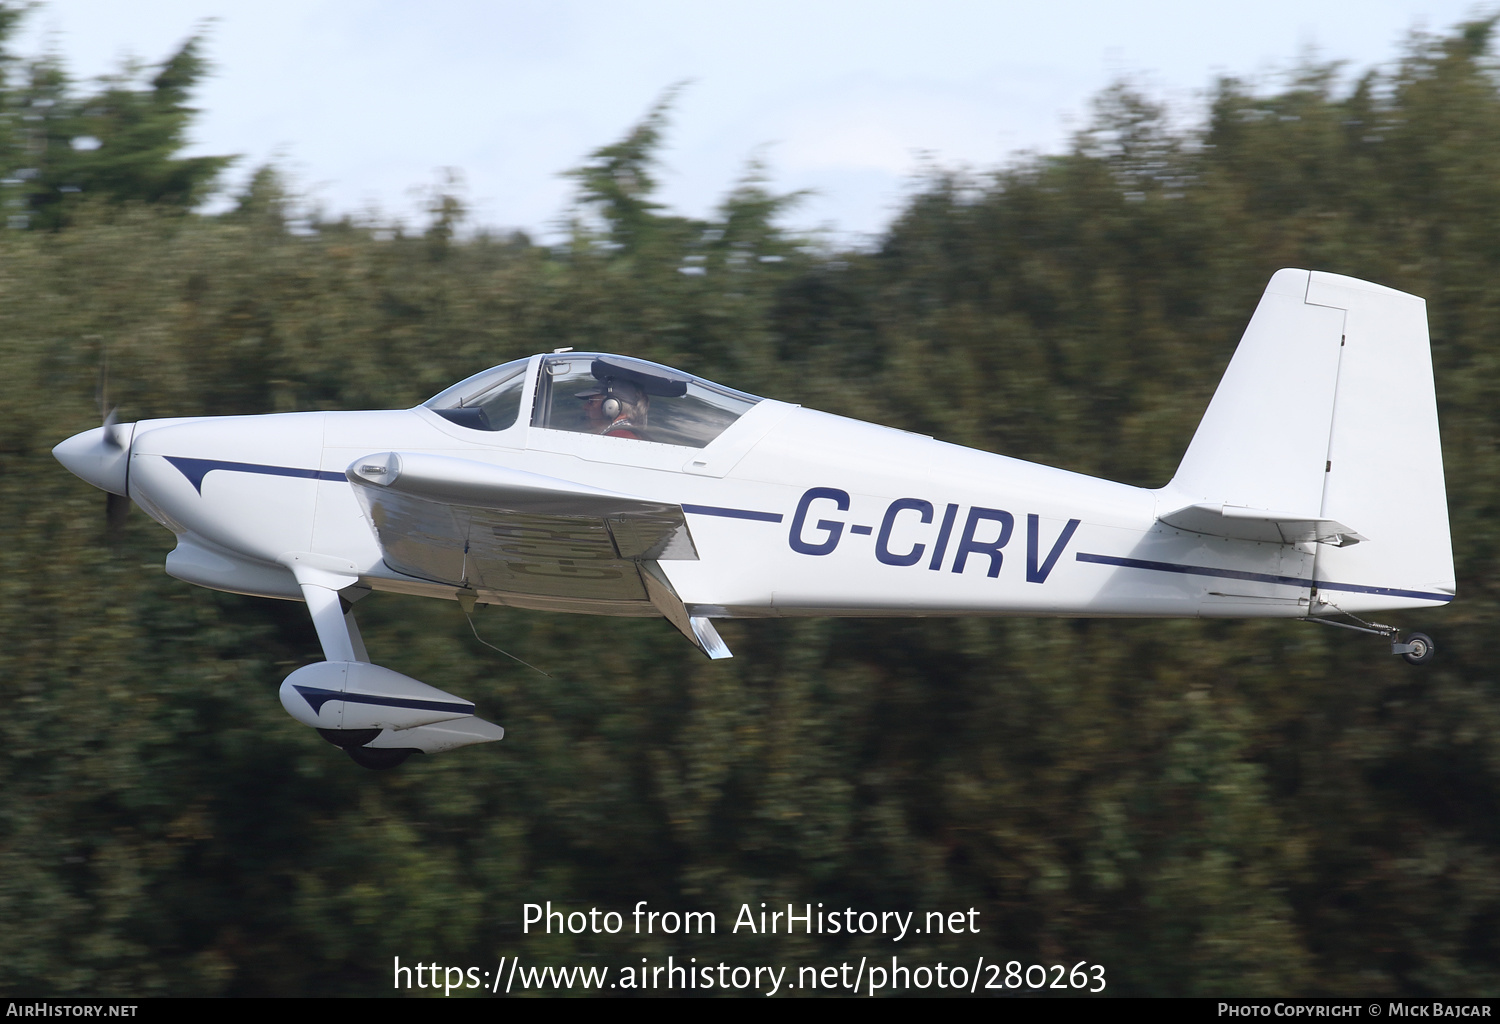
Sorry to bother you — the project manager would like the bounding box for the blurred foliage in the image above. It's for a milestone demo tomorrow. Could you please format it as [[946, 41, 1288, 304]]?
[[2, 8, 1500, 999]]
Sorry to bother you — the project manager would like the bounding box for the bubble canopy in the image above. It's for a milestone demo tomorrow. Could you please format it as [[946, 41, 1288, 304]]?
[[424, 353, 763, 448]]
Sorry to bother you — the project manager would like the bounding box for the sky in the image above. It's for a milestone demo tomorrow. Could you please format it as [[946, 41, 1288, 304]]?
[[13, 0, 1494, 243]]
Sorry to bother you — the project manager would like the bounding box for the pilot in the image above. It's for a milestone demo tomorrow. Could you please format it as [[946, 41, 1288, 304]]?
[[576, 377, 649, 439]]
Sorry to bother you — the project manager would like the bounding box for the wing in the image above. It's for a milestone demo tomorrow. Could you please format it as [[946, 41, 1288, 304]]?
[[347, 452, 729, 658]]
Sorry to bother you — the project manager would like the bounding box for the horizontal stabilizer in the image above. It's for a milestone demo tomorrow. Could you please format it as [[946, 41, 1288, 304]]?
[[1160, 503, 1366, 546]]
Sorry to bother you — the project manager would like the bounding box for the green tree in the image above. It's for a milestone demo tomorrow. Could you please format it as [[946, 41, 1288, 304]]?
[[1, 13, 232, 229]]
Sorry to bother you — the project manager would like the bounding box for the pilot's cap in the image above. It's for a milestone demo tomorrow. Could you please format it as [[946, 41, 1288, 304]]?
[[576, 377, 645, 404]]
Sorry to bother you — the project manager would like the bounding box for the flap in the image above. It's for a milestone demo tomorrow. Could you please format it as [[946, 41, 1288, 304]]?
[[639, 560, 732, 659], [1160, 503, 1366, 546]]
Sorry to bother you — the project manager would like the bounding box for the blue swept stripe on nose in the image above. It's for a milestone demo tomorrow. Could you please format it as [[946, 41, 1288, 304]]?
[[165, 456, 346, 494], [293, 685, 475, 716]]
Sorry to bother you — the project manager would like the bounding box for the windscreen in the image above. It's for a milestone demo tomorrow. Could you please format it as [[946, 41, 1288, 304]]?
[[423, 357, 530, 431]]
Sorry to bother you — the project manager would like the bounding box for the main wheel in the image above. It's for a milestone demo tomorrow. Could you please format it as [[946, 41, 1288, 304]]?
[[346, 746, 420, 770], [1402, 632, 1435, 666]]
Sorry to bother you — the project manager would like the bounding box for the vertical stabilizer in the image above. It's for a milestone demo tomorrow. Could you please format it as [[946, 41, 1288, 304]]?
[[1168, 269, 1345, 516], [1163, 269, 1453, 612]]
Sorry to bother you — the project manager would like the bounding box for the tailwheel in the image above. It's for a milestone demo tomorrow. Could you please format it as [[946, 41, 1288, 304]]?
[[1395, 632, 1435, 666]]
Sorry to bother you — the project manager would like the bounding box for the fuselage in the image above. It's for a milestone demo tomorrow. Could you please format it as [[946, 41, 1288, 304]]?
[[56, 352, 1451, 625]]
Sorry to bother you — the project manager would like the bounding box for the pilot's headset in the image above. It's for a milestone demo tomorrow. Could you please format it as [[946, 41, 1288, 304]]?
[[601, 378, 646, 420], [577, 377, 645, 421], [600, 380, 624, 420]]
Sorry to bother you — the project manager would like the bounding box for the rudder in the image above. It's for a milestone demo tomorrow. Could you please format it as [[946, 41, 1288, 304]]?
[[1305, 272, 1453, 611]]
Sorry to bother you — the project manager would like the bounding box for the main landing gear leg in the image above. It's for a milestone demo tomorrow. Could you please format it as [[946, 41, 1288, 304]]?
[[287, 564, 368, 664]]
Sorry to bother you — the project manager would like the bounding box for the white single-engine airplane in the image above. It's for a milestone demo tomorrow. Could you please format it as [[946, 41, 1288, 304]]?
[[55, 270, 1454, 768]]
